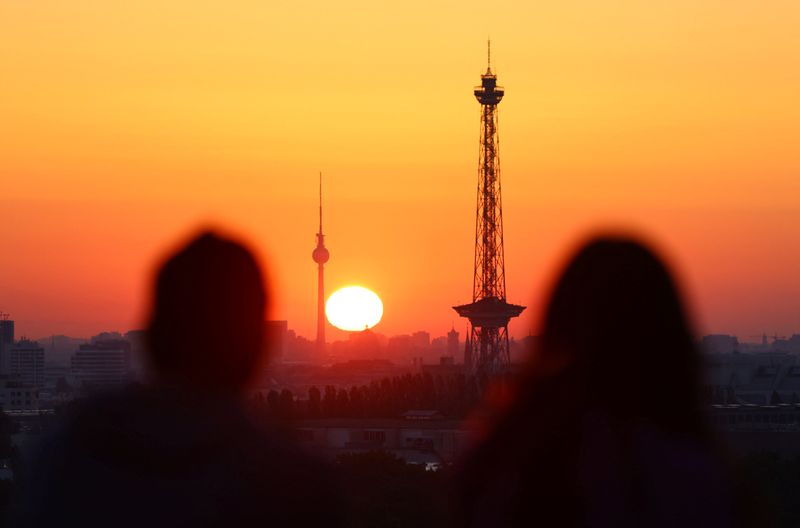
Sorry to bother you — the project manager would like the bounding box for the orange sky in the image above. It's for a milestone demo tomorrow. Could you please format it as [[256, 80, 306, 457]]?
[[1, 1, 798, 341]]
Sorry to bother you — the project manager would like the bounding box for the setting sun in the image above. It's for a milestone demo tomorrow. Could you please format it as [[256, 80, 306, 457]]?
[[325, 286, 384, 331]]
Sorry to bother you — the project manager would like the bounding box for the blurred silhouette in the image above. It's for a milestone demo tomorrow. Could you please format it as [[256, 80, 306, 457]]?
[[16, 231, 344, 527], [457, 235, 758, 528]]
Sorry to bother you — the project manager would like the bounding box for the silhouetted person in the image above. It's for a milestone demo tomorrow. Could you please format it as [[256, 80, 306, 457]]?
[[17, 231, 344, 527], [457, 235, 757, 528]]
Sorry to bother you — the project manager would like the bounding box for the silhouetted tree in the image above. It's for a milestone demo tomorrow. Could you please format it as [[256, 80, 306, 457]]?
[[249, 391, 268, 418], [308, 386, 321, 418], [336, 451, 449, 528], [740, 451, 800, 527], [295, 371, 489, 419], [336, 388, 350, 417], [323, 385, 337, 417], [348, 386, 363, 418], [279, 389, 294, 420], [267, 389, 280, 416]]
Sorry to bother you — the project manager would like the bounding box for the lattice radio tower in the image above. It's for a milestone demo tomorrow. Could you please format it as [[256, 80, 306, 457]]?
[[454, 42, 525, 381]]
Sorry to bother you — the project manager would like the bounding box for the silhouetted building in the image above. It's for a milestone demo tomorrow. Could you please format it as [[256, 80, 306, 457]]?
[[286, 329, 316, 361], [772, 334, 800, 354], [0, 315, 14, 375], [266, 320, 289, 363], [10, 339, 45, 387], [510, 334, 538, 363], [421, 356, 463, 378], [0, 379, 38, 411], [43, 365, 71, 389], [706, 351, 800, 404], [702, 334, 740, 354], [789, 335, 800, 353], [124, 329, 148, 381], [387, 335, 413, 357], [447, 327, 459, 358], [347, 329, 382, 358], [40, 334, 84, 369], [464, 333, 473, 372], [386, 332, 441, 363], [71, 339, 131, 391], [295, 417, 478, 466], [430, 335, 447, 354], [411, 331, 430, 349]]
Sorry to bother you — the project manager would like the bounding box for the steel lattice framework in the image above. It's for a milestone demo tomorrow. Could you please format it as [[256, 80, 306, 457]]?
[[473, 100, 504, 301], [454, 44, 525, 382]]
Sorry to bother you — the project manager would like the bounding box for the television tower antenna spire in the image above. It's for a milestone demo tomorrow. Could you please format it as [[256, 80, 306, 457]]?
[[318, 172, 323, 233], [312, 172, 330, 355], [454, 45, 525, 384]]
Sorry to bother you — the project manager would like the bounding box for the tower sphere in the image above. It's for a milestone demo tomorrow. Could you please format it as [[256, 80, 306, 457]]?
[[312, 246, 329, 264]]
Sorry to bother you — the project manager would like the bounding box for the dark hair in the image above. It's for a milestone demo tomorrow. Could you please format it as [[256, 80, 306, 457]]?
[[534, 235, 705, 434], [147, 231, 267, 392]]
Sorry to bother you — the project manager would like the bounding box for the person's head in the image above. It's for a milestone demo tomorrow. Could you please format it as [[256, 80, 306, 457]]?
[[147, 230, 267, 393], [536, 234, 703, 434]]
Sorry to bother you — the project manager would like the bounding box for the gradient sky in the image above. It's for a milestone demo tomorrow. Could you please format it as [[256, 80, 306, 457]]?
[[1, 1, 798, 341]]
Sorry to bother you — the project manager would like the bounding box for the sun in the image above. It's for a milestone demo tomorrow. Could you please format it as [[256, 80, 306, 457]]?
[[326, 286, 383, 331]]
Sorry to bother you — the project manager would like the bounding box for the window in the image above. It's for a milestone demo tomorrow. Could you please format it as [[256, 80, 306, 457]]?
[[364, 430, 386, 443], [406, 437, 435, 450]]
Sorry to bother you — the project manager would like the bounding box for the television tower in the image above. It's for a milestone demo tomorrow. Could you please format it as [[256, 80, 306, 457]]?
[[454, 42, 525, 381], [311, 172, 329, 354]]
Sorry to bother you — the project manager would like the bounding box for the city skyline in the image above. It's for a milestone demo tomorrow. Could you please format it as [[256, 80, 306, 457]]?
[[1, 1, 799, 340]]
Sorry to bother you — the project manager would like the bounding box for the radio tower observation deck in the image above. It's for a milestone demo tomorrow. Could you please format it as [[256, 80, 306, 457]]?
[[454, 42, 525, 381]]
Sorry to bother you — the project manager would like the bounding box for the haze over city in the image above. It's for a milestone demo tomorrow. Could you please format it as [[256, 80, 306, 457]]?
[[2, 1, 799, 341]]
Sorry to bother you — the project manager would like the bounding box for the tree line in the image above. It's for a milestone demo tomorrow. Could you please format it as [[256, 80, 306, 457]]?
[[249, 372, 481, 420]]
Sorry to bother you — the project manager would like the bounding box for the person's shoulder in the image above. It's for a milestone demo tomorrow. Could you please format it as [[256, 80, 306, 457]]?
[[634, 423, 736, 526]]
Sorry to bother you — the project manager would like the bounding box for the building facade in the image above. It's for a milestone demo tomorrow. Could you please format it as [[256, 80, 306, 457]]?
[[71, 339, 131, 391], [0, 318, 15, 375], [294, 417, 477, 467], [9, 339, 45, 387], [0, 379, 38, 411]]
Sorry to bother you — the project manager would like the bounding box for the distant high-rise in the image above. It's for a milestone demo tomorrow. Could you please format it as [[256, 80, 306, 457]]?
[[0, 313, 14, 375], [454, 42, 525, 381], [265, 320, 289, 363], [9, 339, 45, 387], [71, 339, 131, 391], [311, 173, 330, 355]]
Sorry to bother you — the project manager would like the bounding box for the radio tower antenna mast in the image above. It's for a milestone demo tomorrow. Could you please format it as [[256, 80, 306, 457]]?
[[454, 42, 525, 383], [312, 172, 330, 355]]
